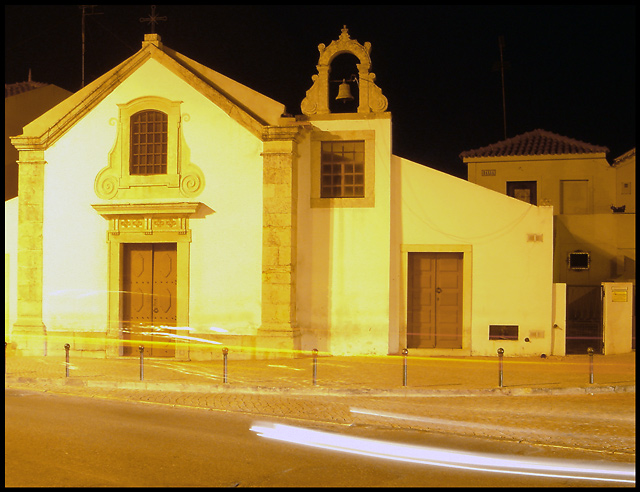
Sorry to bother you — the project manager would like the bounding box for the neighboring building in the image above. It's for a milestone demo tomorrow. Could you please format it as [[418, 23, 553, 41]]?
[[461, 130, 635, 353], [5, 76, 72, 200], [5, 30, 555, 359]]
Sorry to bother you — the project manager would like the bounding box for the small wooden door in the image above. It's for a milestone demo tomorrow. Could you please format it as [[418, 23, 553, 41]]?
[[122, 243, 177, 357], [407, 252, 463, 349]]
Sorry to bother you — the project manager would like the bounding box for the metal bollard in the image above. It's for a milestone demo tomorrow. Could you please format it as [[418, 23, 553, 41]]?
[[64, 343, 71, 377], [402, 348, 408, 387], [222, 347, 229, 383], [497, 347, 504, 388], [139, 346, 144, 381], [587, 347, 594, 384], [312, 349, 318, 386]]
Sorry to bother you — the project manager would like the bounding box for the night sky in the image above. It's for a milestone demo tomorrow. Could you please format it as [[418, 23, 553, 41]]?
[[5, 5, 635, 178]]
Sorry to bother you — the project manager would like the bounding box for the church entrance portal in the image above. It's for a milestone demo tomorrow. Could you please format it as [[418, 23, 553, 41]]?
[[122, 243, 177, 357]]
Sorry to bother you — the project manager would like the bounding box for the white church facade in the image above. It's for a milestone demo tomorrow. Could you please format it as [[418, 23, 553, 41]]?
[[5, 29, 556, 359]]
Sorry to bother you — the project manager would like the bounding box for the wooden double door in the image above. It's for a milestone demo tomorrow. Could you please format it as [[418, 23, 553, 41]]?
[[407, 252, 463, 349], [122, 243, 177, 357]]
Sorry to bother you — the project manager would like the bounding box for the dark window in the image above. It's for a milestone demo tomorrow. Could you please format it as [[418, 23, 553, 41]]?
[[130, 110, 168, 175], [321, 141, 365, 198], [568, 251, 590, 270], [489, 325, 519, 340], [507, 181, 537, 205]]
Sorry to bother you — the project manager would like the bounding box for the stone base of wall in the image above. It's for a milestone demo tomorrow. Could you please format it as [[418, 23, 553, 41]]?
[[8, 331, 306, 360], [44, 331, 108, 358], [9, 324, 47, 356]]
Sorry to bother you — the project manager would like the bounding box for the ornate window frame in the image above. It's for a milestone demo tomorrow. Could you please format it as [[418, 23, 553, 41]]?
[[95, 96, 204, 200]]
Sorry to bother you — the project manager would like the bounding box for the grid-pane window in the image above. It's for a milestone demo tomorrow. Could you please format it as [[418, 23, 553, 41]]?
[[321, 141, 365, 198], [507, 181, 537, 205], [130, 110, 168, 175]]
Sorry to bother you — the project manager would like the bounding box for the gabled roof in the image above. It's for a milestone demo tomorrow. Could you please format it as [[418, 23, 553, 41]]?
[[11, 34, 286, 151], [459, 129, 609, 159]]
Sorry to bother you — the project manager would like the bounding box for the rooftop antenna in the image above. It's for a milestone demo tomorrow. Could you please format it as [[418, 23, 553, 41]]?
[[140, 5, 167, 34], [80, 5, 102, 88], [498, 35, 508, 140]]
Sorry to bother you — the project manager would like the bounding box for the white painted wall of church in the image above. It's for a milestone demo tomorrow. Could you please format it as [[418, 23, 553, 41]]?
[[40, 59, 264, 338], [396, 158, 554, 356], [296, 117, 392, 355]]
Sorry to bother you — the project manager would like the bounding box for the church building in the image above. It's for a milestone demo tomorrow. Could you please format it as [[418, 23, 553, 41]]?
[[5, 28, 556, 359]]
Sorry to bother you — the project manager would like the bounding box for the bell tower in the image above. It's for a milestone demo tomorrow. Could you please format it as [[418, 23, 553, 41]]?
[[301, 26, 388, 115]]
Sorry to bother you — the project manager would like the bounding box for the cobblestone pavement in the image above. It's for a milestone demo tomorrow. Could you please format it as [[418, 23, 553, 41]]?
[[5, 352, 635, 462]]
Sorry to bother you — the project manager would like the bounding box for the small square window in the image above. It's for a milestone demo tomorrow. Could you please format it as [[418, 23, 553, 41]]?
[[568, 251, 590, 270], [507, 181, 537, 205], [320, 140, 365, 198]]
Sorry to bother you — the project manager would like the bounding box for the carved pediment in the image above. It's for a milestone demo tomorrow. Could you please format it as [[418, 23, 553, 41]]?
[[92, 202, 202, 236]]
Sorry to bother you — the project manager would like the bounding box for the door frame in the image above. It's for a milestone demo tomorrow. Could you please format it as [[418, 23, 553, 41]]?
[[93, 202, 199, 359], [108, 235, 190, 358], [400, 245, 472, 355]]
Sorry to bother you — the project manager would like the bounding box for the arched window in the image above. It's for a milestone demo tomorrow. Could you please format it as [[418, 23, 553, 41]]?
[[130, 110, 168, 175], [95, 97, 204, 200]]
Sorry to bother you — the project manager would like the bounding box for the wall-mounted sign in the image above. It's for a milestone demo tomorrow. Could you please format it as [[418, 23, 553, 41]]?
[[611, 287, 628, 302], [481, 169, 496, 176]]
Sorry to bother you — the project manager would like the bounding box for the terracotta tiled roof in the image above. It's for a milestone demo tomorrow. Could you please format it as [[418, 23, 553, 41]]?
[[5, 81, 49, 98], [460, 129, 609, 159]]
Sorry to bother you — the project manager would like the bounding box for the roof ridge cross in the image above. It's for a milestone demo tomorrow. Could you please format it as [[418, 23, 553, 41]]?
[[140, 5, 167, 34]]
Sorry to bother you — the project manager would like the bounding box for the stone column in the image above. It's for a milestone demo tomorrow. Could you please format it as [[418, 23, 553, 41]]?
[[258, 126, 303, 357], [12, 149, 47, 355]]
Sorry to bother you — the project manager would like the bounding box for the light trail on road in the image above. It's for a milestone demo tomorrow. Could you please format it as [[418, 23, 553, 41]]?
[[251, 422, 635, 484]]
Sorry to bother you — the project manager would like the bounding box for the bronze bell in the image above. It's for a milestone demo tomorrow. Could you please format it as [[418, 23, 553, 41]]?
[[336, 79, 354, 102]]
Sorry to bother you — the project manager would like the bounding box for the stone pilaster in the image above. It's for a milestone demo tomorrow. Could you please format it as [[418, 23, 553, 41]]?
[[258, 126, 303, 356], [12, 149, 47, 355]]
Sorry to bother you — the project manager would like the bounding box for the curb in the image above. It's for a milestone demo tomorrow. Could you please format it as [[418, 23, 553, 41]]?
[[5, 376, 635, 398]]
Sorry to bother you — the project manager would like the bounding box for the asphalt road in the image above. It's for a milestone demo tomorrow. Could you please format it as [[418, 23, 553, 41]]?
[[5, 389, 634, 487]]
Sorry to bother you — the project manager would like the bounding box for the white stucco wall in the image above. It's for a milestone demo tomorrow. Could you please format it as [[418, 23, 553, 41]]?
[[395, 157, 554, 356], [40, 58, 264, 338], [4, 198, 19, 337], [296, 116, 392, 355]]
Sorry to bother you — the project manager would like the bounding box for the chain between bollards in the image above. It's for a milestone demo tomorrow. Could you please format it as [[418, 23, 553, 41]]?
[[402, 348, 408, 387], [497, 347, 504, 388], [222, 347, 229, 383], [64, 343, 71, 377], [588, 347, 594, 384], [312, 348, 318, 386], [139, 346, 144, 381]]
